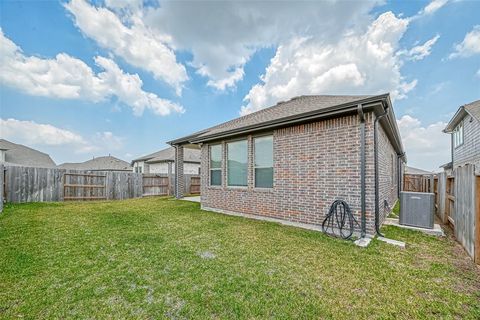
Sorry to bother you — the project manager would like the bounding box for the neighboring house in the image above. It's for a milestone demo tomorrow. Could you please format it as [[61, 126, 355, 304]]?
[[131, 147, 200, 175], [0, 139, 56, 168], [57, 155, 131, 171], [404, 166, 434, 175], [443, 99, 480, 174], [169, 94, 405, 236]]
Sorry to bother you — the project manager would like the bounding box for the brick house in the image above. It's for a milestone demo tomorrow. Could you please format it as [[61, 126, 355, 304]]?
[[169, 94, 405, 236], [443, 99, 480, 175]]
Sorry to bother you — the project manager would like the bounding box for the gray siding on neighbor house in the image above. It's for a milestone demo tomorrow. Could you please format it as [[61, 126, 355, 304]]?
[[453, 113, 480, 174]]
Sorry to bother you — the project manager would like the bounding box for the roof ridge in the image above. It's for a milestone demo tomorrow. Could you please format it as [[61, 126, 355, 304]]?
[[199, 95, 372, 134]]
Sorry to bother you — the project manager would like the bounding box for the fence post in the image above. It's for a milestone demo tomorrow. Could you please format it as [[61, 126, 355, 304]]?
[[0, 164, 4, 213]]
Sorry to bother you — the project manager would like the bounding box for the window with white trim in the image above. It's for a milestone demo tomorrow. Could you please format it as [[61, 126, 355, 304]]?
[[453, 122, 464, 148], [209, 144, 222, 186], [227, 140, 248, 187], [254, 135, 273, 188]]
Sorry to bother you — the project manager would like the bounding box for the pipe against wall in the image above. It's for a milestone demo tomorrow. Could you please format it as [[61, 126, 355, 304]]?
[[374, 107, 389, 237], [357, 104, 367, 237]]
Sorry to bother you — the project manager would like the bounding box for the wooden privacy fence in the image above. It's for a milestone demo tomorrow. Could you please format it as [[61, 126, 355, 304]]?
[[143, 174, 201, 196], [1, 165, 202, 205], [403, 173, 435, 193], [143, 174, 170, 196], [3, 165, 143, 203], [435, 164, 480, 264], [190, 176, 200, 194], [63, 172, 107, 201]]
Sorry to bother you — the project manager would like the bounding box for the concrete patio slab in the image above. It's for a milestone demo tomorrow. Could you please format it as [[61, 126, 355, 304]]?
[[182, 196, 201, 203], [384, 218, 445, 236], [377, 236, 406, 248]]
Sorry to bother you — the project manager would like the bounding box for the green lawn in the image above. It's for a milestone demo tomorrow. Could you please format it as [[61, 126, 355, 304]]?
[[389, 200, 400, 218], [0, 198, 479, 319]]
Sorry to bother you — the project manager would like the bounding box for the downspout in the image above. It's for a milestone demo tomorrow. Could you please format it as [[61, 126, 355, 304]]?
[[397, 152, 405, 199], [374, 105, 389, 237], [450, 133, 454, 168], [357, 104, 367, 238]]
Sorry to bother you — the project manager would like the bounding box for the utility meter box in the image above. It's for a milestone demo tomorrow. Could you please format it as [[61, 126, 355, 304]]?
[[399, 191, 435, 229]]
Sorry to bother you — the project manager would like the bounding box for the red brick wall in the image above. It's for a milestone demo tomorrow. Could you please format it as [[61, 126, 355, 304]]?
[[378, 123, 400, 223], [200, 112, 398, 235]]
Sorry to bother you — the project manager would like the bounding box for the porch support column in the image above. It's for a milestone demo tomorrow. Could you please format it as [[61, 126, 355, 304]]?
[[174, 145, 185, 199], [167, 161, 173, 196]]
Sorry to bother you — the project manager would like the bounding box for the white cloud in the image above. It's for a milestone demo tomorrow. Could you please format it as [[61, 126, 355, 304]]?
[[397, 115, 450, 171], [429, 81, 449, 95], [0, 118, 87, 147], [144, 1, 379, 90], [78, 131, 125, 153], [241, 12, 416, 115], [0, 118, 124, 157], [476, 68, 480, 78], [64, 0, 187, 94], [401, 34, 440, 61], [0, 29, 183, 116], [415, 0, 449, 18], [449, 25, 480, 58]]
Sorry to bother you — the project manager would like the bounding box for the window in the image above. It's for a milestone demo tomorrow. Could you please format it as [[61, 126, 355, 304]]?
[[210, 144, 222, 186], [453, 122, 464, 148], [227, 140, 248, 186], [254, 135, 273, 188]]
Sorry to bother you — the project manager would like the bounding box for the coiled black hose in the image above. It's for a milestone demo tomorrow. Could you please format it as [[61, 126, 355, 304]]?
[[322, 200, 359, 240]]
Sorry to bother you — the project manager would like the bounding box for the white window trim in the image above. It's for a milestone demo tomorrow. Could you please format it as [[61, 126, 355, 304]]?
[[453, 121, 464, 149]]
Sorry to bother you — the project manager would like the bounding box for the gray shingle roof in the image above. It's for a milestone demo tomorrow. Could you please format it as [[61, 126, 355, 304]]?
[[405, 166, 434, 175], [0, 139, 56, 167], [58, 156, 131, 171], [464, 99, 480, 122], [444, 99, 480, 132], [133, 147, 200, 164], [170, 95, 380, 144]]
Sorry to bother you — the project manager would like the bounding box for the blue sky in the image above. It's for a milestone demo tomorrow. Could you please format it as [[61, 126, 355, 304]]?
[[0, 0, 479, 170]]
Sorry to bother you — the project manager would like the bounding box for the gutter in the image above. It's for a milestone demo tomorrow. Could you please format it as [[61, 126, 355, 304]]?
[[169, 94, 391, 145], [443, 106, 466, 133]]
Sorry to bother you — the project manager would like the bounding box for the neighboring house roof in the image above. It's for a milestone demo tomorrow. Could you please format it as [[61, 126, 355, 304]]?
[[132, 147, 200, 164], [0, 139, 56, 167], [405, 166, 434, 175], [58, 156, 131, 171], [444, 99, 480, 132], [440, 162, 453, 170], [169, 94, 405, 157]]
